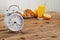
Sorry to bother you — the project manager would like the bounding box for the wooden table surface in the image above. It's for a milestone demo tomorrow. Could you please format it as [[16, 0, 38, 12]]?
[[0, 12, 60, 40]]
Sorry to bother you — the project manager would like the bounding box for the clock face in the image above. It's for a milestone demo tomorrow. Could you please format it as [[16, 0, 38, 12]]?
[[4, 13, 24, 31]]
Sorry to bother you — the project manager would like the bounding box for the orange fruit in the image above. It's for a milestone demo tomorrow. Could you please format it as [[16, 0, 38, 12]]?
[[43, 14, 51, 20], [33, 9, 38, 17]]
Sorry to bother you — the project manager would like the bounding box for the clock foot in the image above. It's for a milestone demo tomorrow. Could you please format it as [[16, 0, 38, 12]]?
[[8, 30, 24, 33], [8, 30, 14, 33], [20, 30, 24, 34], [8, 30, 18, 33], [9, 30, 11, 32]]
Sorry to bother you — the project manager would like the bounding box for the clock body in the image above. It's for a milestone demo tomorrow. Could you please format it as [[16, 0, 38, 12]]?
[[4, 13, 24, 31]]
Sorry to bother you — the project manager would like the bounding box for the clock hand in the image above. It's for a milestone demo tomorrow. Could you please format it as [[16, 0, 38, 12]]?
[[15, 23, 21, 29], [17, 23, 22, 26], [13, 22, 20, 27]]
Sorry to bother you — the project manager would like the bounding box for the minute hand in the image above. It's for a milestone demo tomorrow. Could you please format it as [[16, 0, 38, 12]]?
[[16, 23, 22, 26]]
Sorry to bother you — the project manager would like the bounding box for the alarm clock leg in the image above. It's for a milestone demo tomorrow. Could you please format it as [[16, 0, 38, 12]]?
[[8, 30, 13, 32], [20, 30, 24, 34], [8, 30, 16, 33]]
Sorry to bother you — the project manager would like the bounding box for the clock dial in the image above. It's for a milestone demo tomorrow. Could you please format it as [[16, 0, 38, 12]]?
[[4, 13, 24, 31]]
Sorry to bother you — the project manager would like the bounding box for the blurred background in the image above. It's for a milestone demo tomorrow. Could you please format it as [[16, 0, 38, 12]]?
[[0, 0, 60, 13]]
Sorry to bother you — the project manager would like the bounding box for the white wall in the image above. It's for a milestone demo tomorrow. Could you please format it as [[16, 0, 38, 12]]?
[[0, 0, 19, 13], [0, 0, 60, 13], [46, 0, 60, 12]]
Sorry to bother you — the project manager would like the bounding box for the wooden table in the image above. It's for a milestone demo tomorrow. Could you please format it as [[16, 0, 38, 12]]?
[[0, 12, 60, 40]]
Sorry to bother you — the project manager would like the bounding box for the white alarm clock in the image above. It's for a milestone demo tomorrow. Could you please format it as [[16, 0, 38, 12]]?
[[4, 5, 24, 32]]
